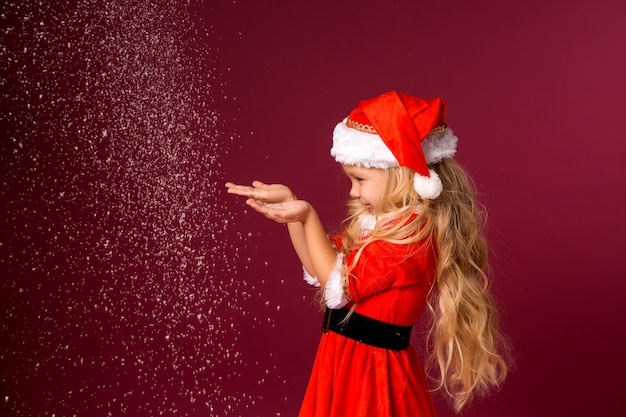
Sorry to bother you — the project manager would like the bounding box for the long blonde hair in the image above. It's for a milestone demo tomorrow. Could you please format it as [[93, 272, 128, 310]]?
[[338, 160, 510, 412]]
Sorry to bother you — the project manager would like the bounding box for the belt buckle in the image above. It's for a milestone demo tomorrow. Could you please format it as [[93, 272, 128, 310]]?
[[321, 308, 332, 334]]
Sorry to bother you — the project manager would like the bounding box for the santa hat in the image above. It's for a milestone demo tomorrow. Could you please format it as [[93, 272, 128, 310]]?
[[331, 91, 458, 199]]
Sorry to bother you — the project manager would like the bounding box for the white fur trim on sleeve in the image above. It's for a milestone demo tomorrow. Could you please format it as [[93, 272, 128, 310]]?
[[303, 266, 320, 287], [324, 253, 348, 309]]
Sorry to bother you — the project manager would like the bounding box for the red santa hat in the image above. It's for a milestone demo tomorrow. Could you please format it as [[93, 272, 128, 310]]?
[[331, 91, 458, 199]]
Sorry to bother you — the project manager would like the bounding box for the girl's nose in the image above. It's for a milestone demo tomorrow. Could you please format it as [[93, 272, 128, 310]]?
[[349, 184, 359, 199]]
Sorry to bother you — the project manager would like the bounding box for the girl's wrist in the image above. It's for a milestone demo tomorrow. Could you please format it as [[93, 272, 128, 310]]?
[[301, 201, 314, 224]]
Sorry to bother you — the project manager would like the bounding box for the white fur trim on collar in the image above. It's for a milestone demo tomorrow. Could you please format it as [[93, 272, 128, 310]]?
[[359, 213, 377, 231]]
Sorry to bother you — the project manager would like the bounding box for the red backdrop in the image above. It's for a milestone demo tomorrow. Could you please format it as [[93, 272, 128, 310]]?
[[2, 1, 625, 416], [215, 1, 626, 416]]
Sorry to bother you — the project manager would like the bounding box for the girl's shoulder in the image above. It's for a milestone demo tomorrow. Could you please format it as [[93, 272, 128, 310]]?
[[337, 232, 433, 264], [364, 236, 432, 260], [333, 211, 434, 259]]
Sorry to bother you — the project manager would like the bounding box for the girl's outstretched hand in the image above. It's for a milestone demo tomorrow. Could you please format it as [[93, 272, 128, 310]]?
[[225, 181, 295, 203], [225, 181, 310, 224], [246, 198, 310, 224]]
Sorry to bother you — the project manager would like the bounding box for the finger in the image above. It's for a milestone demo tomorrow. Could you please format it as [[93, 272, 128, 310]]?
[[247, 199, 283, 211], [248, 201, 279, 220], [267, 209, 290, 223], [251, 180, 267, 189], [226, 184, 256, 197], [245, 198, 267, 212], [225, 182, 244, 191], [226, 186, 248, 196], [246, 200, 289, 223], [263, 203, 284, 210]]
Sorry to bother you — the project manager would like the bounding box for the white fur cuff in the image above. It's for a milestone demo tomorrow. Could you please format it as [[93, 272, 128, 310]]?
[[303, 266, 320, 287], [324, 253, 348, 309]]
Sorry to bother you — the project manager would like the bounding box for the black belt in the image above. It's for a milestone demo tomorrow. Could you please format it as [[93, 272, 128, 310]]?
[[321, 307, 412, 350]]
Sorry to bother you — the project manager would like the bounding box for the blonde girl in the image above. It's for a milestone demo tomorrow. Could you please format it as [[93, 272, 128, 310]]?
[[226, 91, 509, 416]]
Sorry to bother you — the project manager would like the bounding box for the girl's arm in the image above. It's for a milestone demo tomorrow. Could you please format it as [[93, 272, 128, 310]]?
[[287, 222, 316, 277], [298, 204, 336, 288], [252, 200, 335, 287], [225, 181, 336, 285]]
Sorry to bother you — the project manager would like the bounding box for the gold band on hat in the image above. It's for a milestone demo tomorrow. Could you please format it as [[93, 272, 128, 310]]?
[[428, 123, 448, 135], [346, 118, 378, 134], [346, 117, 447, 136]]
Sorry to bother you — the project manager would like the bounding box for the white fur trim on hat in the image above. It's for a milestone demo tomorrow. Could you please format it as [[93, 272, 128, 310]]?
[[331, 119, 456, 199], [331, 119, 399, 169], [331, 119, 458, 167], [421, 128, 458, 163], [324, 253, 348, 309]]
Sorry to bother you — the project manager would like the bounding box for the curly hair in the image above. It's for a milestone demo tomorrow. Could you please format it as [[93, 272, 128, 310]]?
[[338, 160, 510, 412]]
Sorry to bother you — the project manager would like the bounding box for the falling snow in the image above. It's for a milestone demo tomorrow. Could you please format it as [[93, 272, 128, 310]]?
[[0, 1, 279, 416]]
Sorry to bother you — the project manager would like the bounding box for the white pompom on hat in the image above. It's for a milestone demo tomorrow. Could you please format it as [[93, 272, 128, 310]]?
[[331, 91, 458, 199]]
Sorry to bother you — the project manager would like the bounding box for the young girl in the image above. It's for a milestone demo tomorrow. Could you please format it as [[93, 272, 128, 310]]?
[[226, 91, 509, 416]]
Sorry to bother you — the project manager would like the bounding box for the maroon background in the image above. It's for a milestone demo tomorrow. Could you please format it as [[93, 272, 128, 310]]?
[[2, 0, 626, 416], [215, 0, 626, 416]]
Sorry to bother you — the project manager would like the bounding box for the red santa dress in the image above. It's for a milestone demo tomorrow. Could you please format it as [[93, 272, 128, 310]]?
[[298, 218, 438, 417]]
